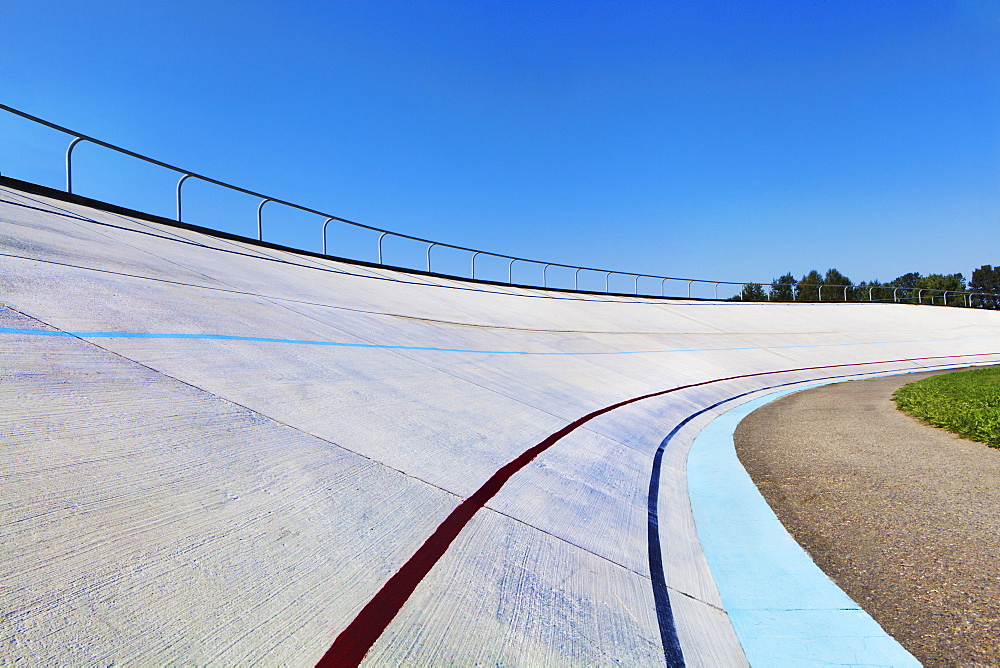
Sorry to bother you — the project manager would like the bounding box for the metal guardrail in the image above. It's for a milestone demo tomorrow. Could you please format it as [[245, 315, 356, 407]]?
[[2, 103, 996, 307]]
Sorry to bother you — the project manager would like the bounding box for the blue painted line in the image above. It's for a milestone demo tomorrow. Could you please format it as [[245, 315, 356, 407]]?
[[649, 362, 994, 664], [685, 376, 929, 667], [647, 373, 870, 666], [1, 326, 997, 358]]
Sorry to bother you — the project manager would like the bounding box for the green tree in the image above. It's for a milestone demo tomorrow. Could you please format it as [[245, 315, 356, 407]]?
[[737, 283, 768, 301], [770, 273, 796, 301], [851, 280, 869, 302], [822, 268, 852, 301], [797, 270, 823, 302], [890, 272, 922, 303], [914, 273, 966, 306], [851, 279, 892, 302], [970, 265, 1000, 309]]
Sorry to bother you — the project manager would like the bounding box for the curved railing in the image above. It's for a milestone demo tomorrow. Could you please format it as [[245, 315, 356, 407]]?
[[1, 103, 995, 307]]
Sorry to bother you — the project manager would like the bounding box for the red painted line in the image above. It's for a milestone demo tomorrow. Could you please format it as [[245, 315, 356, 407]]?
[[316, 352, 998, 666]]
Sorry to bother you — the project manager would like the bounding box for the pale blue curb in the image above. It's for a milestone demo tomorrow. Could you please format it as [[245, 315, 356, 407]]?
[[688, 382, 921, 667]]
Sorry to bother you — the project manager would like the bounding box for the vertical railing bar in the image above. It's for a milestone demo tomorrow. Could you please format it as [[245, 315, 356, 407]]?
[[471, 252, 481, 279], [378, 232, 388, 264], [322, 217, 335, 255], [574, 268, 581, 291], [426, 243, 436, 273], [687, 280, 693, 298], [256, 198, 271, 241], [65, 137, 85, 194], [605, 271, 611, 293], [661, 278, 666, 297], [542, 263, 550, 288], [175, 173, 193, 222], [508, 258, 516, 284], [714, 282, 719, 300], [634, 274, 639, 295]]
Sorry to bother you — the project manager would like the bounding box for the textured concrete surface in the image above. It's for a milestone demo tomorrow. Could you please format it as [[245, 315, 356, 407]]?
[[736, 371, 1000, 667], [2, 182, 1000, 665]]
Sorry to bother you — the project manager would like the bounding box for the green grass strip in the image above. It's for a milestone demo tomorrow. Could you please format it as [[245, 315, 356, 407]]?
[[893, 366, 1000, 448]]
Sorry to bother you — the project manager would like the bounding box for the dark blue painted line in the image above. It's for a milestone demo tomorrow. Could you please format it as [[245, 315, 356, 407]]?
[[316, 352, 997, 667], [645, 359, 1000, 665], [1, 326, 995, 358], [647, 384, 808, 666]]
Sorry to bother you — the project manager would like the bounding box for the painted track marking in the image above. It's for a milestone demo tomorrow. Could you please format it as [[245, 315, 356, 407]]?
[[317, 352, 1000, 667], [1, 326, 996, 358]]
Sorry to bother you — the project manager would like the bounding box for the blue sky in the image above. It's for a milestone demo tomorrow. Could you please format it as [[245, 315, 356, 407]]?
[[1, 1, 997, 295]]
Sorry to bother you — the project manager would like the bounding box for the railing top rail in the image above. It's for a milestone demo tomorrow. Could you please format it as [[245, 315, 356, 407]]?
[[0, 103, 769, 286], [4, 103, 998, 304]]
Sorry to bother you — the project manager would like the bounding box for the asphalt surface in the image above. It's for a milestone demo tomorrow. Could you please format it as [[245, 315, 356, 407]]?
[[735, 370, 1000, 666]]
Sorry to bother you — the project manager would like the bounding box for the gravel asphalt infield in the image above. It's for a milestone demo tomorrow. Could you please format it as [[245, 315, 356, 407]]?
[[688, 378, 919, 666], [735, 370, 1000, 666]]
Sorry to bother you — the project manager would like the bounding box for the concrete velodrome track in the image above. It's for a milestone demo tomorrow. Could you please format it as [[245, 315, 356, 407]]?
[[2, 182, 999, 666]]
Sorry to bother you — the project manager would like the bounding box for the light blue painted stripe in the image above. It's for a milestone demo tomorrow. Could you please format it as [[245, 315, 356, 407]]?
[[687, 380, 921, 667], [0, 326, 996, 358]]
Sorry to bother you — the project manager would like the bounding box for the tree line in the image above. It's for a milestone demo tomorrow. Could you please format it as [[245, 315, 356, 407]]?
[[735, 265, 1000, 308]]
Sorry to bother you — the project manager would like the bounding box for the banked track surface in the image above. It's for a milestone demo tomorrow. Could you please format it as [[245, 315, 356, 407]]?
[[2, 184, 999, 665]]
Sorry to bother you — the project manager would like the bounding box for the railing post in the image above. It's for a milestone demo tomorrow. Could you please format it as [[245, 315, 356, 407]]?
[[687, 280, 693, 298], [943, 291, 949, 306], [65, 137, 85, 194], [426, 243, 436, 273], [870, 286, 875, 302], [661, 278, 667, 297], [176, 173, 192, 221], [574, 268, 581, 291], [843, 285, 848, 301], [918, 289, 924, 304], [714, 282, 720, 300], [378, 232, 388, 264], [818, 285, 824, 302], [471, 252, 481, 279], [634, 274, 639, 295], [257, 198, 271, 241], [508, 258, 516, 284], [322, 217, 335, 255], [605, 271, 611, 293], [738, 284, 745, 301], [543, 263, 550, 288]]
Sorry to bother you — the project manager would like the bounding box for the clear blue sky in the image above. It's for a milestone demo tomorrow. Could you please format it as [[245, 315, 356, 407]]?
[[1, 1, 998, 294]]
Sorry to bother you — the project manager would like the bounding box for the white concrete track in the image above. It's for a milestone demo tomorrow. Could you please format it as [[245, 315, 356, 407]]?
[[2, 183, 999, 666]]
